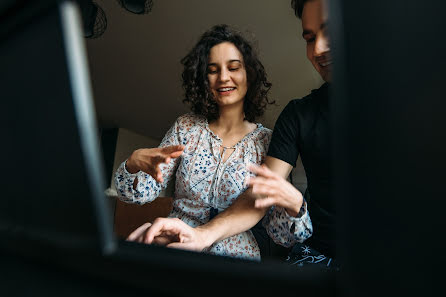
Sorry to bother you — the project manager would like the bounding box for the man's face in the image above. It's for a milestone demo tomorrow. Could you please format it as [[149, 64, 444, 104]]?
[[301, 0, 332, 82]]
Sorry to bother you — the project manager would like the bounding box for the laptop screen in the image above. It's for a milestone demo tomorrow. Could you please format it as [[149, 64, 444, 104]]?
[[0, 1, 115, 254]]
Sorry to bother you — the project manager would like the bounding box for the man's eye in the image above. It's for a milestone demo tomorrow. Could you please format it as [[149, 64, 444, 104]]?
[[306, 37, 315, 43]]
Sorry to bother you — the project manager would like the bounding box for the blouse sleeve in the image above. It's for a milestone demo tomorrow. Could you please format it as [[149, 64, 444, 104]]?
[[262, 201, 313, 248], [248, 127, 272, 166], [114, 116, 184, 205]]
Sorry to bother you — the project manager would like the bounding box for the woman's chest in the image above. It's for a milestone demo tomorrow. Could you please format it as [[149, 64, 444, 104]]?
[[175, 137, 253, 207]]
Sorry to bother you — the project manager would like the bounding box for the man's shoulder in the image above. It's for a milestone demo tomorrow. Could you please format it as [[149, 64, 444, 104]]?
[[283, 83, 328, 113], [293, 83, 328, 103]]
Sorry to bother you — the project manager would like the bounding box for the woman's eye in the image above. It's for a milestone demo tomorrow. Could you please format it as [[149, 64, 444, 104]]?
[[229, 68, 239, 71], [208, 70, 217, 74]]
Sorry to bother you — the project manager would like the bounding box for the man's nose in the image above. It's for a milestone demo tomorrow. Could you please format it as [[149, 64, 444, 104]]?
[[314, 32, 330, 56]]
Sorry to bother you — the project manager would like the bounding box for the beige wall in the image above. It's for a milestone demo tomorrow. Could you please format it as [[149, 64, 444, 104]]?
[[88, 0, 324, 141], [110, 128, 175, 197], [111, 127, 160, 185]]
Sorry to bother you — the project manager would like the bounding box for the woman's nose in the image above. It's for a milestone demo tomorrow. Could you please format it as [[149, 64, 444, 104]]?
[[219, 68, 230, 82]]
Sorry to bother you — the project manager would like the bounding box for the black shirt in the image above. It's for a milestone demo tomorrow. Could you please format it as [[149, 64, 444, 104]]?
[[268, 83, 335, 258]]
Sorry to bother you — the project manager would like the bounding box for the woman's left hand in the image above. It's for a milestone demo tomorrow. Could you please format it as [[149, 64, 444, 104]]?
[[246, 163, 303, 217]]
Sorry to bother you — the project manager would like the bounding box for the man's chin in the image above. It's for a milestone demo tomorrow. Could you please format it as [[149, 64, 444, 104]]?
[[320, 70, 332, 83]]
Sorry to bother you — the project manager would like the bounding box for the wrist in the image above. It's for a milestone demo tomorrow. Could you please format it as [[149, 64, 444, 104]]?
[[195, 225, 217, 249], [285, 189, 304, 217], [286, 208, 299, 217], [125, 156, 139, 174]]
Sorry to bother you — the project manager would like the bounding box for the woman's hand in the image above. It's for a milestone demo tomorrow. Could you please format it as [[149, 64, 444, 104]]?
[[246, 163, 303, 217], [127, 218, 210, 252], [125, 145, 184, 183]]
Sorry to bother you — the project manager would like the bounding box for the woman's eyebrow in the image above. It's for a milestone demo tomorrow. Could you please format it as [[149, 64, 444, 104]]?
[[208, 59, 242, 66]]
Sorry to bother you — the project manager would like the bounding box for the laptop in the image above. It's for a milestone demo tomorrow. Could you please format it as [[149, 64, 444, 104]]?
[[0, 1, 336, 296]]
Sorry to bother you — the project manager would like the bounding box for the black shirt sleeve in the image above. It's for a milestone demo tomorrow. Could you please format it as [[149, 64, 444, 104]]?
[[267, 100, 299, 167]]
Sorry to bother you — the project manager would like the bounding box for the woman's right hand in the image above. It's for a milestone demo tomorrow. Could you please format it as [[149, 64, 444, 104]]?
[[125, 145, 184, 183], [127, 218, 211, 252]]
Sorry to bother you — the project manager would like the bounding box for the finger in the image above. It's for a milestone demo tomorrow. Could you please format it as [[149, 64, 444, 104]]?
[[152, 234, 178, 246], [152, 236, 170, 246], [166, 242, 198, 252], [247, 163, 277, 179], [145, 218, 185, 243], [142, 166, 163, 183], [246, 176, 274, 187], [154, 167, 164, 183], [254, 197, 276, 209], [143, 165, 163, 183], [251, 184, 277, 197], [152, 155, 169, 166], [157, 156, 172, 165], [162, 145, 185, 155], [169, 150, 183, 158], [126, 222, 152, 241], [143, 166, 157, 179], [144, 220, 166, 243]]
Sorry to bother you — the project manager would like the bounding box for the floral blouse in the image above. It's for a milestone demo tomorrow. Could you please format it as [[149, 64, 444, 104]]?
[[115, 113, 312, 261]]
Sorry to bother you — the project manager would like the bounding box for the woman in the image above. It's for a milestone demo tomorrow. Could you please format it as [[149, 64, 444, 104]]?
[[115, 24, 274, 260]]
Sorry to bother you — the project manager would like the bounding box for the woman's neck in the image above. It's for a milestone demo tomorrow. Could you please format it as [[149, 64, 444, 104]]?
[[210, 104, 246, 134]]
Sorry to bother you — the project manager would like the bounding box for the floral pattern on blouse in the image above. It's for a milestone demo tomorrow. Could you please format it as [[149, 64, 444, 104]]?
[[115, 113, 312, 260], [262, 202, 313, 248]]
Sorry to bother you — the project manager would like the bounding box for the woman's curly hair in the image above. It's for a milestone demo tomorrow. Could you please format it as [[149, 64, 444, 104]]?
[[181, 24, 274, 123]]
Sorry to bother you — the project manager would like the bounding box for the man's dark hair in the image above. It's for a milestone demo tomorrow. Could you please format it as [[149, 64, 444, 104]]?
[[291, 0, 310, 19], [181, 24, 273, 123]]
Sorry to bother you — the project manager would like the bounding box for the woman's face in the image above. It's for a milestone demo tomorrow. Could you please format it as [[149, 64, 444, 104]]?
[[207, 42, 248, 108]]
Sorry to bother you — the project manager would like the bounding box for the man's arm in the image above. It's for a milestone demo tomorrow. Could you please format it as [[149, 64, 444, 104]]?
[[251, 157, 311, 248], [249, 156, 304, 217]]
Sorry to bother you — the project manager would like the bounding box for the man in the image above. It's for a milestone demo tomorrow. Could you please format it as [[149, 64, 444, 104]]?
[[129, 0, 336, 267]]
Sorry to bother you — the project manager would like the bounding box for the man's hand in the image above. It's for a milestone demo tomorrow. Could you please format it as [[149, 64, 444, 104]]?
[[247, 163, 303, 217], [126, 218, 211, 252], [126, 145, 184, 183]]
